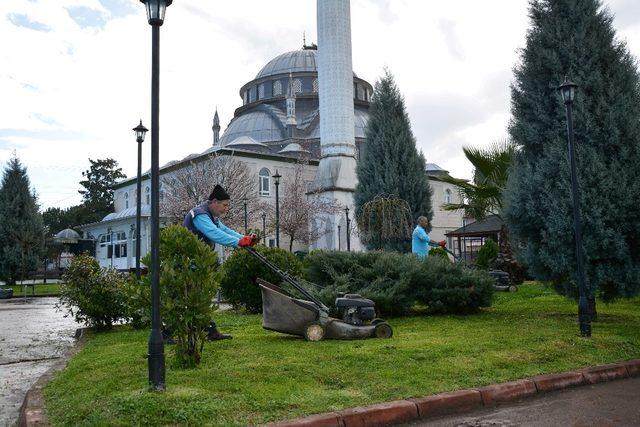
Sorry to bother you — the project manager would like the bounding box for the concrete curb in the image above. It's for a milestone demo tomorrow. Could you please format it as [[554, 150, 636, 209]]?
[[265, 359, 640, 427], [17, 328, 88, 427]]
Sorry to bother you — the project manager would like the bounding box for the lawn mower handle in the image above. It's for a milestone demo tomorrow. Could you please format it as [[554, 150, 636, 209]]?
[[244, 247, 330, 312]]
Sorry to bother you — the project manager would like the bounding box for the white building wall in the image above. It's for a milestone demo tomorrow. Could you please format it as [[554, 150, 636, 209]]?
[[428, 177, 464, 247]]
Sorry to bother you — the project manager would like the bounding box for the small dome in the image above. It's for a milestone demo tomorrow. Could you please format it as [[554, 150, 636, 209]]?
[[54, 228, 81, 243], [279, 143, 310, 154], [219, 110, 285, 145], [226, 136, 268, 148]]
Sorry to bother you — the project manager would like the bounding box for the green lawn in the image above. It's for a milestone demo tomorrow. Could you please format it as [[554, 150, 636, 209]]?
[[6, 283, 61, 296], [44, 283, 640, 426]]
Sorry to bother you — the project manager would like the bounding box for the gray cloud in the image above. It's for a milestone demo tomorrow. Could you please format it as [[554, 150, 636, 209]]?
[[438, 19, 464, 61]]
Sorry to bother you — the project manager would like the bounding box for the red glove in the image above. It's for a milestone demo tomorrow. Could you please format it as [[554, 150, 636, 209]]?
[[238, 236, 253, 247], [250, 234, 259, 245], [438, 240, 446, 248]]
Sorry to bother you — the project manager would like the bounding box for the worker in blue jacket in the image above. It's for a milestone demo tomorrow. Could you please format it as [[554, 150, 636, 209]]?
[[412, 216, 445, 258], [176, 184, 258, 342]]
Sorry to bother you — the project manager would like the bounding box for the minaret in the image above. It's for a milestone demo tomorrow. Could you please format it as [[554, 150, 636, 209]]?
[[312, 0, 361, 250], [286, 73, 297, 138], [212, 108, 220, 146]]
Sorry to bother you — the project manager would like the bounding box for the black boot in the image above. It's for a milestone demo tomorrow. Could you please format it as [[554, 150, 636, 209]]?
[[207, 321, 232, 341]]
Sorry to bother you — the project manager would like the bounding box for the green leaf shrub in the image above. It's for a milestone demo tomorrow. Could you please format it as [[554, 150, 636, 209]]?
[[428, 247, 449, 260], [410, 257, 495, 314], [219, 246, 303, 313], [59, 254, 128, 330], [122, 275, 150, 330], [142, 225, 220, 368], [475, 239, 499, 269]]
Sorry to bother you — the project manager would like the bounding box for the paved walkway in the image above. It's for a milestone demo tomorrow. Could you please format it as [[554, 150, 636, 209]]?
[[402, 376, 640, 427], [0, 297, 80, 426]]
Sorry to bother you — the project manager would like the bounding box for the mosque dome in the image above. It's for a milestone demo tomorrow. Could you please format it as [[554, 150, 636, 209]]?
[[256, 49, 318, 79]]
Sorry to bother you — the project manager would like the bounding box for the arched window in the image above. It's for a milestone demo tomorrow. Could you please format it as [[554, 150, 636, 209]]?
[[258, 83, 265, 99], [312, 78, 319, 93], [259, 167, 270, 197], [249, 86, 256, 103], [243, 91, 248, 105], [273, 80, 282, 96], [357, 84, 365, 100], [444, 188, 452, 204], [124, 192, 129, 209], [293, 78, 302, 94], [145, 186, 150, 205]]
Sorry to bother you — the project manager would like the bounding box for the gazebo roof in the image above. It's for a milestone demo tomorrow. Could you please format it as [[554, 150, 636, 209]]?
[[445, 215, 504, 238]]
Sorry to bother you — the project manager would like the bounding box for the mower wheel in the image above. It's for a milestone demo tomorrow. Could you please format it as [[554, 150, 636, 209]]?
[[304, 323, 325, 342], [371, 318, 385, 325], [374, 322, 393, 339]]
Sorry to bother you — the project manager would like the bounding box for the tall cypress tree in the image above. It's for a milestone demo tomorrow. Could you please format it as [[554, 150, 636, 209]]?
[[504, 0, 640, 301], [355, 70, 432, 252], [0, 156, 45, 285]]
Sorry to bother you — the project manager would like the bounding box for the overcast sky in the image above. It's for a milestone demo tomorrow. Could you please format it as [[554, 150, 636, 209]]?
[[1, 0, 639, 210]]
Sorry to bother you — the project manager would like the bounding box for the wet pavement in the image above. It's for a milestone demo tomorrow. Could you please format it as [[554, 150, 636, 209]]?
[[402, 376, 640, 427], [0, 297, 80, 426]]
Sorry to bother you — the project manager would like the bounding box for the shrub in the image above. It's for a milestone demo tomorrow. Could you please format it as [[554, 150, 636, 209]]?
[[410, 257, 495, 314], [122, 275, 150, 330], [475, 239, 499, 269], [142, 225, 220, 368], [220, 246, 303, 313], [428, 247, 450, 260], [58, 254, 128, 331], [303, 250, 419, 317]]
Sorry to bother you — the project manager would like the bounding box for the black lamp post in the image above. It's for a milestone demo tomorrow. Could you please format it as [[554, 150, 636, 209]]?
[[273, 170, 281, 248], [243, 197, 248, 234], [345, 207, 351, 252], [133, 120, 148, 280], [558, 77, 591, 337], [140, 0, 171, 391], [261, 213, 266, 245], [337, 225, 341, 251]]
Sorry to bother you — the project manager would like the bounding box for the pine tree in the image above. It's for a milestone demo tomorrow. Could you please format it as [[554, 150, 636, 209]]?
[[354, 69, 433, 252], [0, 156, 46, 285], [504, 0, 640, 301]]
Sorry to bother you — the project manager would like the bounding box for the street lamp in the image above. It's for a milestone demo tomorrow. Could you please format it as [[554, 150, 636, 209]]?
[[261, 212, 266, 245], [558, 77, 591, 337], [140, 0, 172, 391], [337, 225, 341, 251], [273, 170, 281, 248], [243, 197, 248, 234], [345, 207, 351, 252], [133, 120, 147, 280]]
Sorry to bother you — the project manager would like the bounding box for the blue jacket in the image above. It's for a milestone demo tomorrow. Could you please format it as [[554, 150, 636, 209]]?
[[412, 225, 430, 257], [183, 203, 243, 248]]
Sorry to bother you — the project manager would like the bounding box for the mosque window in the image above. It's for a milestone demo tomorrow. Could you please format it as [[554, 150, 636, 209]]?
[[259, 167, 270, 197], [243, 91, 248, 105], [258, 83, 265, 99], [293, 78, 302, 94], [358, 84, 365, 100], [273, 80, 282, 96], [124, 192, 129, 209], [312, 78, 319, 93], [445, 188, 452, 204], [249, 86, 256, 103], [145, 186, 150, 205]]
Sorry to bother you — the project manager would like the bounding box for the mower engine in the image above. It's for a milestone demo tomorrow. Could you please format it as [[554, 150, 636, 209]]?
[[335, 294, 376, 326]]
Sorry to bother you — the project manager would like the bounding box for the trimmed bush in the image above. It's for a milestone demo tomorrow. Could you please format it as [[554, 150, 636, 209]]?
[[475, 239, 499, 269], [142, 225, 220, 368], [122, 275, 150, 330], [428, 247, 449, 260], [59, 254, 128, 330], [220, 246, 303, 313], [410, 257, 495, 314]]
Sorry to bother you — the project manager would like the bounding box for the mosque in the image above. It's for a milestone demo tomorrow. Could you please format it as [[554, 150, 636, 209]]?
[[78, 2, 463, 270]]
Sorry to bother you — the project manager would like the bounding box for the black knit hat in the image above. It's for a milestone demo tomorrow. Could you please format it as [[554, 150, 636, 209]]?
[[208, 184, 230, 201]]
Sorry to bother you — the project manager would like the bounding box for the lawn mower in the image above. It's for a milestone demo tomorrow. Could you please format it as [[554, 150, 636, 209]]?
[[244, 247, 393, 341]]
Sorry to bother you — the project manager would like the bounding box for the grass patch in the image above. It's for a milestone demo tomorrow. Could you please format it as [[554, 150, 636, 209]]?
[[44, 283, 640, 426], [6, 283, 61, 296]]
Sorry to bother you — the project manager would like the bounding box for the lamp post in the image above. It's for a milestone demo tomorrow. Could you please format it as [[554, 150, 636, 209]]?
[[344, 207, 351, 252], [261, 213, 266, 245], [140, 0, 172, 391], [108, 227, 114, 268], [243, 197, 248, 234], [337, 225, 341, 251], [133, 120, 148, 280], [558, 77, 591, 337], [273, 170, 281, 248]]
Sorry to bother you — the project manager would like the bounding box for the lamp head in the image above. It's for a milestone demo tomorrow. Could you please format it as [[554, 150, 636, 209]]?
[[140, 0, 172, 26]]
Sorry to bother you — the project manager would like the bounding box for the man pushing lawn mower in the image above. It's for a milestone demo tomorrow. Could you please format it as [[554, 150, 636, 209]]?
[[163, 184, 258, 343]]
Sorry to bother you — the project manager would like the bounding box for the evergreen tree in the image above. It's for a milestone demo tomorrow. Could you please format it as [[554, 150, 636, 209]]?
[[504, 0, 640, 302], [0, 156, 46, 285], [354, 70, 432, 252], [79, 158, 126, 221]]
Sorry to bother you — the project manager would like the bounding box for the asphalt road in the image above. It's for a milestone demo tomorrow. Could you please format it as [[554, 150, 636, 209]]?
[[0, 297, 79, 426], [402, 376, 640, 427]]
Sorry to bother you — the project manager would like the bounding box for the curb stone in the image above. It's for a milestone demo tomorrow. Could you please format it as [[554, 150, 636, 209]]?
[[18, 328, 88, 427], [266, 359, 640, 427]]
